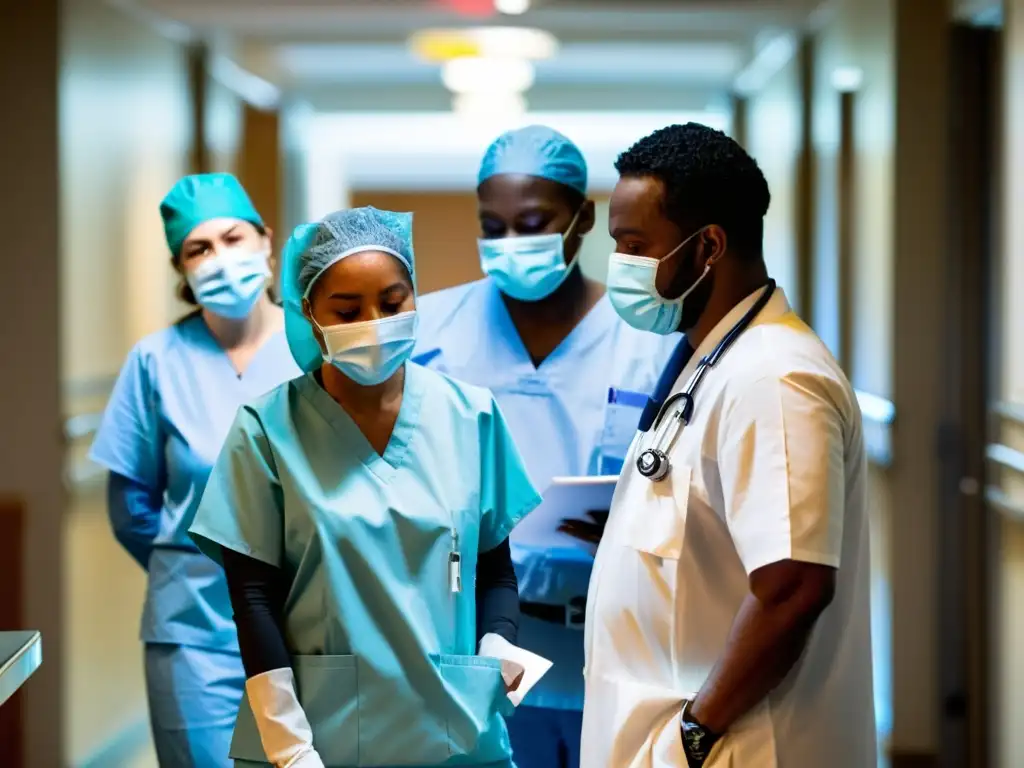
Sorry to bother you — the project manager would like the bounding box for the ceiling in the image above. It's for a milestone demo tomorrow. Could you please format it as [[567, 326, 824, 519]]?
[[117, 0, 826, 112]]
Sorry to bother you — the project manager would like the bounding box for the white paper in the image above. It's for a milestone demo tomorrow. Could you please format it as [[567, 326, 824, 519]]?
[[478, 633, 553, 707], [512, 475, 617, 555]]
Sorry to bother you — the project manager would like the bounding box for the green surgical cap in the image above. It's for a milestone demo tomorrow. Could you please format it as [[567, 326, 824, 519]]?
[[160, 173, 263, 257], [478, 125, 588, 195]]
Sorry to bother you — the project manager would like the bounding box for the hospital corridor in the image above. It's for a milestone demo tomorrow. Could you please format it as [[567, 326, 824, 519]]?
[[1, 0, 1024, 766]]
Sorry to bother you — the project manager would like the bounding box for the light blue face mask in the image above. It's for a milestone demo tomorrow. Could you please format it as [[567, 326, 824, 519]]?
[[478, 212, 581, 302], [311, 310, 418, 386], [606, 228, 711, 335], [187, 246, 270, 319]]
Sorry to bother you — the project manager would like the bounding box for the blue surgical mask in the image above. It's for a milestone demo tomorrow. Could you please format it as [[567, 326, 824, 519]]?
[[478, 212, 581, 302], [187, 246, 270, 319], [606, 229, 711, 335], [314, 311, 417, 386]]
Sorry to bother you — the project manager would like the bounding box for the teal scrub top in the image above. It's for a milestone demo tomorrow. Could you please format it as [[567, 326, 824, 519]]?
[[413, 279, 679, 711], [189, 363, 541, 767], [89, 315, 299, 649]]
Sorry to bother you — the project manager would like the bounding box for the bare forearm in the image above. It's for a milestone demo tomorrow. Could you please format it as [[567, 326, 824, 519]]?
[[690, 592, 821, 734]]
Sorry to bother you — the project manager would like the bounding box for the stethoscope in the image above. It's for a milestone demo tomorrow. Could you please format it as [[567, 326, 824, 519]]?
[[636, 280, 777, 482]]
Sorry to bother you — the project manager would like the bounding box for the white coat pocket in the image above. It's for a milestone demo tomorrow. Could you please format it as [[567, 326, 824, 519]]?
[[625, 465, 691, 559], [705, 699, 779, 768]]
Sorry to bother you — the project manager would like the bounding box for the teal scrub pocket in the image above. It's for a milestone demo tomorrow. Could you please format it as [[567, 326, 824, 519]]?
[[228, 653, 513, 767], [439, 655, 512, 764], [228, 655, 359, 766], [295, 655, 361, 766]]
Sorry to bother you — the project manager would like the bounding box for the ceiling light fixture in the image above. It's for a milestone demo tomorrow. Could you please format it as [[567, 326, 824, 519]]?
[[442, 56, 535, 95], [453, 91, 527, 118], [409, 26, 557, 63], [495, 0, 530, 14]]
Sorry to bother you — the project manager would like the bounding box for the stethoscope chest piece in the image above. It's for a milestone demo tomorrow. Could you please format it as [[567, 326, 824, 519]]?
[[636, 447, 671, 481], [634, 279, 777, 485]]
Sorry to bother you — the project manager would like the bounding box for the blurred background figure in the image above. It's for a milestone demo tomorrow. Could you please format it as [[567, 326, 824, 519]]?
[[87, 173, 299, 767], [414, 124, 676, 768], [4, 1, 1024, 767]]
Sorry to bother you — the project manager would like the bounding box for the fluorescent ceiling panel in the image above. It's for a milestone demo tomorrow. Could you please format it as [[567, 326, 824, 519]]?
[[304, 109, 732, 199], [277, 41, 742, 84]]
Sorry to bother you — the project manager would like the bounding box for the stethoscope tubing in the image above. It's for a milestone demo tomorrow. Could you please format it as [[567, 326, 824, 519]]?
[[636, 280, 777, 481]]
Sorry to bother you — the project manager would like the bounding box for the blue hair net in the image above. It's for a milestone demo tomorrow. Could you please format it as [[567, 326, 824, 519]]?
[[478, 125, 588, 195], [280, 207, 415, 373], [160, 173, 263, 257]]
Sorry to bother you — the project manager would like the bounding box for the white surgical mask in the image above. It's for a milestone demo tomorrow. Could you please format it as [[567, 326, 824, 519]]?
[[312, 311, 418, 386], [477, 211, 582, 302], [606, 227, 711, 335], [187, 246, 270, 319]]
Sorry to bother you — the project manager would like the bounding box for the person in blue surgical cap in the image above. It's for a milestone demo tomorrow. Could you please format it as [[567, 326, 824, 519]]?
[[188, 207, 542, 768], [89, 173, 301, 768], [413, 126, 681, 767]]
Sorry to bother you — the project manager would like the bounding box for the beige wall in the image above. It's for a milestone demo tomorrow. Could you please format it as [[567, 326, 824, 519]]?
[[60, 0, 194, 763], [744, 54, 803, 309], [998, 1, 1024, 766], [350, 191, 481, 294], [60, 1, 193, 381]]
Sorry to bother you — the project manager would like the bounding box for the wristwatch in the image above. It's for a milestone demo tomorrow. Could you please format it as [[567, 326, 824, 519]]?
[[680, 699, 720, 767]]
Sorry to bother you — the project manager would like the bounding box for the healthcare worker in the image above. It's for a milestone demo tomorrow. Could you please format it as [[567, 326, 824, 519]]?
[[582, 123, 875, 767], [188, 206, 542, 768], [414, 125, 678, 768], [89, 173, 301, 767]]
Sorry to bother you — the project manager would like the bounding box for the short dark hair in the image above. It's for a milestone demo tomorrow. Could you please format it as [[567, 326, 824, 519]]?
[[614, 123, 770, 257]]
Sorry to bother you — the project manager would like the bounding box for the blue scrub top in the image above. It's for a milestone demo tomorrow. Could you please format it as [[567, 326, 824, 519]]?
[[89, 314, 300, 650], [189, 364, 540, 766], [413, 278, 679, 711]]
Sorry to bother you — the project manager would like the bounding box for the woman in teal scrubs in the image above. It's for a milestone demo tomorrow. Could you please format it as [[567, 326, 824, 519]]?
[[90, 173, 301, 767], [189, 207, 540, 768]]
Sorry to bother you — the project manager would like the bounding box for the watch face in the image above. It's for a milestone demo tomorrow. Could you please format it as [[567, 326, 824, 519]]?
[[682, 722, 713, 761]]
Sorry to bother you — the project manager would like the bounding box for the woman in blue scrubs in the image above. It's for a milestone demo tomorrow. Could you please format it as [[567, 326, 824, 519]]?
[[90, 173, 301, 767], [188, 207, 541, 768]]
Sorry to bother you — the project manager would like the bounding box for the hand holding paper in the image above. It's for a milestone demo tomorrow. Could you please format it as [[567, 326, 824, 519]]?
[[478, 633, 553, 707]]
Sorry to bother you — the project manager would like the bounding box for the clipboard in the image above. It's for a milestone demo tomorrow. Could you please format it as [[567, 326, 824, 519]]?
[[512, 475, 617, 555], [511, 476, 617, 604]]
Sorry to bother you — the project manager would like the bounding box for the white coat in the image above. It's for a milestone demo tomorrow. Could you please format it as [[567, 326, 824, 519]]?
[[581, 287, 876, 768]]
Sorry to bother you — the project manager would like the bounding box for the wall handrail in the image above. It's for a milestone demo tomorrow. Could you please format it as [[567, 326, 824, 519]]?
[[994, 401, 1024, 427], [62, 374, 117, 400], [986, 443, 1024, 475], [64, 413, 103, 442], [986, 484, 1024, 521]]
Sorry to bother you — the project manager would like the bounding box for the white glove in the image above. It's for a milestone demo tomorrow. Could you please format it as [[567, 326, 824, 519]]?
[[246, 667, 324, 768]]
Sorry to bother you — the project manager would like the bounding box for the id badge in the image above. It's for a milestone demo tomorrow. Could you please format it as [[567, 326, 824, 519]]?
[[599, 387, 649, 475]]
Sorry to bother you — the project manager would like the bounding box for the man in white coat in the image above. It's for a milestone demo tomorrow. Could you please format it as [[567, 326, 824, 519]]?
[[581, 123, 876, 767]]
